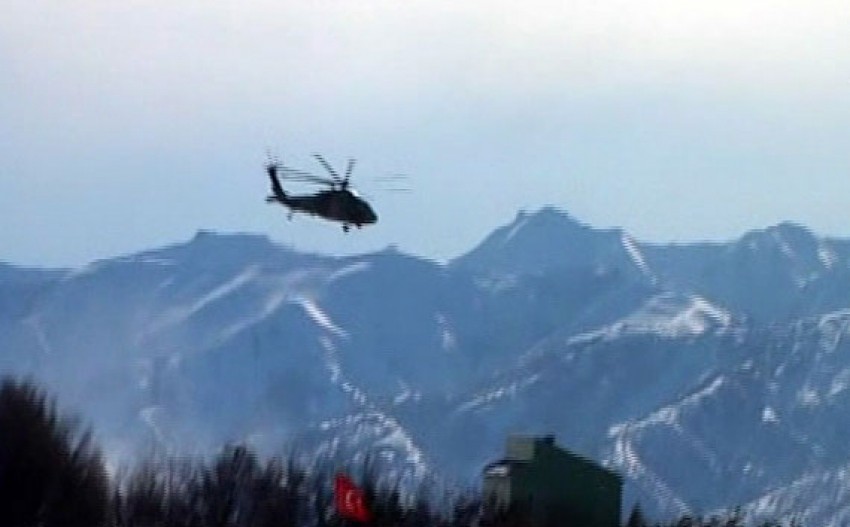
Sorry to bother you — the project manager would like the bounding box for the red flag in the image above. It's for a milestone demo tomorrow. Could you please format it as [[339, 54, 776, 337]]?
[[334, 473, 372, 523]]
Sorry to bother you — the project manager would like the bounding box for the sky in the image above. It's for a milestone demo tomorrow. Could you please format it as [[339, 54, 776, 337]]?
[[2, 0, 849, 267]]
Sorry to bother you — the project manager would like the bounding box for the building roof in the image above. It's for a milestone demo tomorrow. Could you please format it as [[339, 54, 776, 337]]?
[[483, 458, 528, 477], [485, 435, 622, 482]]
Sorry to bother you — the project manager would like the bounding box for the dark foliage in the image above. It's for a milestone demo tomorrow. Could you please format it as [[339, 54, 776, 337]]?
[[653, 508, 796, 527], [627, 505, 648, 527], [114, 446, 309, 527], [0, 377, 804, 527], [0, 377, 109, 527]]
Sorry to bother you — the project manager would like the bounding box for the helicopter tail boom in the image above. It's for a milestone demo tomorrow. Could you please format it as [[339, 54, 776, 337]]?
[[265, 163, 288, 203]]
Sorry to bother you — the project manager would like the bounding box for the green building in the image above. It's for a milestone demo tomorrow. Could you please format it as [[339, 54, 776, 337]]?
[[483, 435, 622, 527]]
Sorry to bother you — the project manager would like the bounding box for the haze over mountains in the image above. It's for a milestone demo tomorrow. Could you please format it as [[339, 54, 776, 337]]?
[[5, 207, 850, 525]]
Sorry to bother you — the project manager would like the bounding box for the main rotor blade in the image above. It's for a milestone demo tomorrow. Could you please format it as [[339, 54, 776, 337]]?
[[280, 173, 337, 186], [278, 166, 315, 178], [372, 174, 409, 182], [344, 158, 357, 181], [277, 166, 337, 186], [313, 153, 341, 181], [264, 149, 280, 166]]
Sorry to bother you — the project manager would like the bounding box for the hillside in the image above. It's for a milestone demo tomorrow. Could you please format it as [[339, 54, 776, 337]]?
[[4, 209, 850, 524]]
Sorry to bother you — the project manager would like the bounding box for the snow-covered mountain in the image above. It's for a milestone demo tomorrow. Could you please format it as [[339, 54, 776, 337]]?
[[4, 209, 850, 523]]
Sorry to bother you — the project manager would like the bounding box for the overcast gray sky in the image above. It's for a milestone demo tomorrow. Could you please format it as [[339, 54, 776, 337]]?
[[2, 0, 849, 267]]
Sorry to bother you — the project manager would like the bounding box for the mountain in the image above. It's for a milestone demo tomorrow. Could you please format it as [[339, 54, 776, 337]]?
[[643, 222, 850, 323], [454, 206, 651, 279], [5, 209, 850, 523]]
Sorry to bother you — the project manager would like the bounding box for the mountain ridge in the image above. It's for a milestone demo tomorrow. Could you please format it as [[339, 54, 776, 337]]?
[[5, 208, 850, 523]]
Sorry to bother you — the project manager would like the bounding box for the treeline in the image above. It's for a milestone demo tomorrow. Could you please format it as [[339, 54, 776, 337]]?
[[625, 506, 798, 527], [0, 378, 796, 527]]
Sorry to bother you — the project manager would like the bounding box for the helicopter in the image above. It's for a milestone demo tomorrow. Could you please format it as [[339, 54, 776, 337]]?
[[265, 154, 378, 232]]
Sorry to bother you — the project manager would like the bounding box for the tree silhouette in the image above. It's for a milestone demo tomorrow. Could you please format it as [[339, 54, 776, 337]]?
[[115, 445, 311, 527], [627, 505, 648, 527], [0, 377, 805, 527], [0, 377, 108, 527]]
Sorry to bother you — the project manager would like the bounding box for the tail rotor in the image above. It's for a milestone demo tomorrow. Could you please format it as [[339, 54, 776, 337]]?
[[264, 149, 286, 200]]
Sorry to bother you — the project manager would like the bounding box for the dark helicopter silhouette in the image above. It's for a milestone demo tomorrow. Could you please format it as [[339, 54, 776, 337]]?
[[265, 154, 378, 232]]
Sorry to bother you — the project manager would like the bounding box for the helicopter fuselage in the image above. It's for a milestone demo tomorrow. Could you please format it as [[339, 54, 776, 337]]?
[[272, 189, 378, 228]]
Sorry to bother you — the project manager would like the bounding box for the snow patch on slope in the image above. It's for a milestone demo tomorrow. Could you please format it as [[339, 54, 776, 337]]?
[[607, 377, 728, 517], [741, 463, 850, 527], [588, 293, 731, 340], [296, 296, 348, 338], [456, 374, 542, 413], [818, 244, 838, 269], [502, 213, 530, 245], [215, 288, 292, 344], [327, 261, 371, 283], [609, 377, 727, 437], [435, 313, 457, 352], [141, 266, 261, 340], [314, 411, 430, 481], [622, 233, 653, 278]]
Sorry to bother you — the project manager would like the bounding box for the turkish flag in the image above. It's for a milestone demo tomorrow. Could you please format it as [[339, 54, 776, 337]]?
[[334, 473, 372, 523]]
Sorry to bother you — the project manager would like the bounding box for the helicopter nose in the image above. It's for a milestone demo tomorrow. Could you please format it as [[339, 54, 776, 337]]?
[[353, 199, 377, 225]]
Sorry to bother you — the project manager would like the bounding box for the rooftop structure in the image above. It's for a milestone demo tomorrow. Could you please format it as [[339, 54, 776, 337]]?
[[483, 435, 622, 527]]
